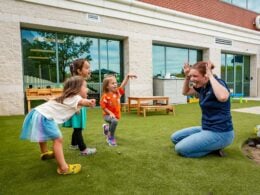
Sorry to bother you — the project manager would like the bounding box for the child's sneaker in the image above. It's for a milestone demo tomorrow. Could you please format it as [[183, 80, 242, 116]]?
[[107, 136, 117, 147], [69, 145, 79, 150], [57, 164, 81, 175], [80, 147, 97, 156], [40, 151, 55, 160], [102, 124, 109, 136]]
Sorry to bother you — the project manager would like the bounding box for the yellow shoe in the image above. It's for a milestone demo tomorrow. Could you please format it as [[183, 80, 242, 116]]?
[[57, 164, 81, 175], [40, 151, 54, 160]]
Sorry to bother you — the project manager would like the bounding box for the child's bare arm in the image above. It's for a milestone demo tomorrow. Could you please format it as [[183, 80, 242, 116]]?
[[120, 73, 137, 88], [78, 98, 96, 107]]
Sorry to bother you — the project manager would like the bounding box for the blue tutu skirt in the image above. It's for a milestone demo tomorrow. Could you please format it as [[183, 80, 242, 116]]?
[[63, 107, 87, 129], [20, 109, 62, 142]]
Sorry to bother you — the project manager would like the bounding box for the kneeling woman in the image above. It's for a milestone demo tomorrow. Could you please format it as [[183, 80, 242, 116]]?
[[171, 61, 234, 158]]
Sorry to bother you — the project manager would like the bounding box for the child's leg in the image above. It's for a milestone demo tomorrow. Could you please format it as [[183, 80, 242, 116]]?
[[71, 129, 78, 146], [53, 138, 68, 171], [39, 142, 55, 160], [73, 128, 87, 151], [104, 116, 118, 137], [39, 142, 48, 153], [109, 119, 118, 137], [53, 137, 82, 174]]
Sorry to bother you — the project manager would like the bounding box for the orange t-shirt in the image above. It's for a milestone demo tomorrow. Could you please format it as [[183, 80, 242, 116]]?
[[100, 87, 124, 119]]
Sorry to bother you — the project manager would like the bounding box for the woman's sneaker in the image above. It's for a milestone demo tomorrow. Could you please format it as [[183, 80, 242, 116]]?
[[80, 148, 97, 156], [107, 136, 117, 146], [102, 124, 109, 136]]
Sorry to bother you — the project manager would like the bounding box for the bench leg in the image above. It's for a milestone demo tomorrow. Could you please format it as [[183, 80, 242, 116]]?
[[172, 106, 176, 116], [143, 108, 146, 117], [166, 106, 175, 116], [122, 105, 126, 112], [27, 100, 31, 112]]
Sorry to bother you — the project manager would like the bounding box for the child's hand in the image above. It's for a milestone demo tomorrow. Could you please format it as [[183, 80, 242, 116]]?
[[109, 112, 116, 118], [127, 73, 137, 79], [89, 99, 96, 108], [120, 73, 137, 88]]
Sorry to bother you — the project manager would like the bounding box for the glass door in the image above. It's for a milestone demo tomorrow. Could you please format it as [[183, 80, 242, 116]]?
[[221, 53, 250, 96], [243, 56, 250, 96], [234, 55, 243, 94], [226, 54, 234, 92]]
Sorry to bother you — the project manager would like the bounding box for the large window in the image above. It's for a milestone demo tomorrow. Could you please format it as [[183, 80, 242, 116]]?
[[221, 53, 250, 96], [152, 45, 202, 78], [21, 29, 122, 104], [221, 0, 260, 13]]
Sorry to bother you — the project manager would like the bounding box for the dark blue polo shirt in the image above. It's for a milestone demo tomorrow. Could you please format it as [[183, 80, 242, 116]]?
[[194, 77, 233, 132]]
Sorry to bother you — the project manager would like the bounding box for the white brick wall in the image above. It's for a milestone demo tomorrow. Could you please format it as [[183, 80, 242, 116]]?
[[0, 0, 259, 115], [0, 19, 24, 115], [124, 36, 153, 99]]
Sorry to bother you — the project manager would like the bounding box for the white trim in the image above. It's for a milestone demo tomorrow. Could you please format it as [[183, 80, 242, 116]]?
[[18, 0, 260, 44]]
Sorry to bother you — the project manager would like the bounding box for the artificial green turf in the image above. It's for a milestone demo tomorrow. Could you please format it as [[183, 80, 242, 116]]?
[[1, 101, 260, 194]]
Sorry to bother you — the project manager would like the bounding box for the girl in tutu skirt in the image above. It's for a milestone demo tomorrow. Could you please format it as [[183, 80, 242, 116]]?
[[20, 76, 96, 175]]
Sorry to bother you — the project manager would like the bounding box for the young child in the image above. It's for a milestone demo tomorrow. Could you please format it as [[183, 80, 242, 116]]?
[[63, 58, 97, 156], [100, 73, 137, 146], [20, 76, 96, 175]]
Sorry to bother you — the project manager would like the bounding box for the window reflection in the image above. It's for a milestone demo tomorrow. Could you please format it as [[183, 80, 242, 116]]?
[[222, 0, 260, 13], [21, 29, 122, 105], [232, 0, 247, 8], [22, 30, 57, 88], [166, 47, 188, 77], [153, 46, 165, 77], [58, 34, 93, 81], [221, 53, 226, 81], [248, 0, 260, 13], [153, 45, 202, 78]]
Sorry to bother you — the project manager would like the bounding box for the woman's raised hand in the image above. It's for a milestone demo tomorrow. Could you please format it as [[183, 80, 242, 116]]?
[[205, 61, 213, 78], [183, 63, 190, 78]]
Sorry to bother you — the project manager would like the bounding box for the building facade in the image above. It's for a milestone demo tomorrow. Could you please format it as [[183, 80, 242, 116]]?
[[0, 0, 260, 115]]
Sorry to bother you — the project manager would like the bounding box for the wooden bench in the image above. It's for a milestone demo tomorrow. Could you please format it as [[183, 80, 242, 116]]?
[[121, 102, 149, 112], [140, 105, 175, 117], [121, 103, 129, 112], [26, 88, 63, 111]]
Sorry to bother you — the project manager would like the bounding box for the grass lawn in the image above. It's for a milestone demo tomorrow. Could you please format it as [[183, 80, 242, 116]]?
[[1, 101, 260, 194]]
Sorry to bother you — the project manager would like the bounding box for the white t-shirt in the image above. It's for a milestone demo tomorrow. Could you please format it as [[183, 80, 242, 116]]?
[[35, 95, 82, 124]]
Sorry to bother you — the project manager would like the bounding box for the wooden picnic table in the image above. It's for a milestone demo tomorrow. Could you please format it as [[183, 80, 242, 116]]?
[[26, 88, 63, 111], [128, 96, 169, 115]]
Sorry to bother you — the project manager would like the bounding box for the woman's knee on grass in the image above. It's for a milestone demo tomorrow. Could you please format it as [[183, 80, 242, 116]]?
[[174, 143, 191, 157], [170, 133, 179, 144]]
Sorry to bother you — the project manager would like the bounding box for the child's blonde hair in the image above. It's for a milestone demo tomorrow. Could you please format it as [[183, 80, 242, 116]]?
[[56, 76, 85, 103], [102, 75, 116, 94]]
